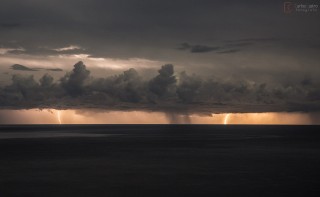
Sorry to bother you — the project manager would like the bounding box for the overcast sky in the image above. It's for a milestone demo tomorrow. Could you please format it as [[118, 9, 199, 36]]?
[[1, 0, 319, 75], [0, 0, 320, 113]]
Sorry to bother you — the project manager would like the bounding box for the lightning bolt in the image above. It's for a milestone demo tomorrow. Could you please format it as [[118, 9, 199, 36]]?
[[57, 110, 62, 124], [224, 113, 230, 125]]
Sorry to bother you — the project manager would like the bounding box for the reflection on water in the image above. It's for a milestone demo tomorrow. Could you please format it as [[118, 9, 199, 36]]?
[[0, 109, 319, 124], [0, 132, 113, 139]]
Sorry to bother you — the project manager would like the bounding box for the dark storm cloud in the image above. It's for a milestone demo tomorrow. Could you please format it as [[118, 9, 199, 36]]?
[[176, 36, 286, 54], [177, 42, 246, 53], [0, 0, 320, 113], [177, 43, 220, 53], [9, 64, 63, 72], [149, 64, 177, 97], [223, 36, 320, 51], [46, 68, 63, 72], [39, 74, 54, 88], [89, 67, 145, 103], [60, 61, 90, 96], [7, 74, 39, 99], [190, 45, 221, 53], [177, 42, 220, 53], [226, 37, 279, 43], [177, 40, 256, 54], [1, 0, 318, 60], [1, 61, 320, 113], [177, 72, 202, 102], [177, 42, 242, 54], [11, 64, 36, 71]]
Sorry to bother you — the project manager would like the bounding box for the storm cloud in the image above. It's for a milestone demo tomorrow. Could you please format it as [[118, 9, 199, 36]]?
[[149, 64, 177, 97], [11, 64, 36, 71], [1, 61, 320, 113], [0, 0, 319, 60], [177, 40, 257, 54], [60, 61, 90, 96], [178, 43, 220, 53], [0, 0, 319, 113]]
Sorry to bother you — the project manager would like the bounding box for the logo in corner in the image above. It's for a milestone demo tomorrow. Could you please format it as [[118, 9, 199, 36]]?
[[284, 2, 295, 13]]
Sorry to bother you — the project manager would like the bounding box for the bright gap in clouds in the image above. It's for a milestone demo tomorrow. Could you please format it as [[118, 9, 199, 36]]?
[[0, 110, 317, 124], [0, 53, 162, 70], [53, 45, 83, 52], [0, 47, 25, 55]]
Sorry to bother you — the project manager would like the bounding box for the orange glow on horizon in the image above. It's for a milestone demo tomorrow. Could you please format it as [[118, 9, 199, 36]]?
[[0, 109, 319, 125]]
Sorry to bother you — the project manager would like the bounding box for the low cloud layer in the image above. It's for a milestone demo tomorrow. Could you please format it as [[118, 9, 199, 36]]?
[[0, 61, 319, 113], [10, 64, 63, 72], [178, 43, 221, 53], [11, 64, 36, 71], [177, 40, 255, 54]]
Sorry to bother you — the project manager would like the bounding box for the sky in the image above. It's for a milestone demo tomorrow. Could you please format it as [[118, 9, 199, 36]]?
[[1, 109, 319, 124], [0, 0, 320, 113], [1, 0, 319, 72]]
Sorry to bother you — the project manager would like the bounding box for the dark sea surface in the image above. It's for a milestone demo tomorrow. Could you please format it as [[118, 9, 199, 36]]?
[[0, 125, 320, 197]]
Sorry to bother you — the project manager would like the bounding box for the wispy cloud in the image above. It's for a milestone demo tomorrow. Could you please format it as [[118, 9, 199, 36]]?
[[177, 43, 220, 53], [177, 38, 278, 54], [226, 37, 279, 43], [53, 45, 84, 52], [0, 47, 25, 55], [10, 64, 36, 71], [177, 43, 241, 54]]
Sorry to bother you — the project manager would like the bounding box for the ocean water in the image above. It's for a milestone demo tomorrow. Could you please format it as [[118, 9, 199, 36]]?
[[0, 125, 320, 197]]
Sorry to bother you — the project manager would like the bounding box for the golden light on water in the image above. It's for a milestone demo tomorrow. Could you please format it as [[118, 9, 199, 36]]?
[[0, 109, 319, 124]]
